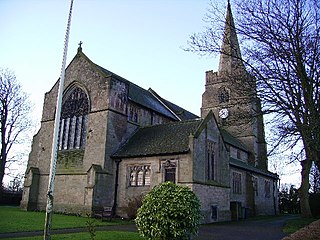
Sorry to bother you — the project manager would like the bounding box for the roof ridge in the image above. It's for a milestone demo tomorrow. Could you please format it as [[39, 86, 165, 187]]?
[[140, 119, 201, 130], [148, 88, 182, 121], [230, 157, 278, 178], [95, 64, 156, 96], [148, 88, 199, 120], [220, 128, 248, 151]]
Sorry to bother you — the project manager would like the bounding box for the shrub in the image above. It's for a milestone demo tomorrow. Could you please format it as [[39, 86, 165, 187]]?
[[135, 182, 201, 240]]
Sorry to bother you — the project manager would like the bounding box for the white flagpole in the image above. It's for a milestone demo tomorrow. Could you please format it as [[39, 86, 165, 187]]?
[[44, 0, 74, 239]]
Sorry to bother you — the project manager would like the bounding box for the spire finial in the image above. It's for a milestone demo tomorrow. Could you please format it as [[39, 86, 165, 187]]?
[[78, 41, 83, 52]]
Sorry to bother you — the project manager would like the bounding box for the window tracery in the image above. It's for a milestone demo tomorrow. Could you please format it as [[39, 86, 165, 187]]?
[[59, 87, 89, 150]]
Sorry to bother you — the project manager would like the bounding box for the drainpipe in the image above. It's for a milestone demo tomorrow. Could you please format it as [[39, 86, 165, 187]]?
[[113, 159, 122, 216]]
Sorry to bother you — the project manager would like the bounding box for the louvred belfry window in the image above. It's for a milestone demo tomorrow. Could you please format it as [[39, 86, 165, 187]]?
[[59, 87, 89, 150], [218, 86, 230, 103]]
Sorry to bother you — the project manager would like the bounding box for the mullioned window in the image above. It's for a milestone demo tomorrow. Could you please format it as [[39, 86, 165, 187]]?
[[128, 165, 151, 187]]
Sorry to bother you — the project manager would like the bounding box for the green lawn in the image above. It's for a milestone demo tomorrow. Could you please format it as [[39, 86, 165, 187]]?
[[5, 231, 143, 240], [0, 206, 133, 233], [3, 206, 317, 240], [283, 216, 319, 234]]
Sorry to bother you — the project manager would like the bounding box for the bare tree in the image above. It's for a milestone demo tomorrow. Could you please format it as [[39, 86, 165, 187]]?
[[187, 0, 319, 217], [5, 174, 24, 193], [0, 68, 32, 193]]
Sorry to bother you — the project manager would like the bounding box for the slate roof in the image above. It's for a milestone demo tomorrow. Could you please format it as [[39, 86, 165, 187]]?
[[128, 84, 177, 120], [148, 88, 199, 120], [95, 64, 198, 121], [220, 129, 248, 152], [161, 98, 199, 120], [112, 120, 202, 158], [230, 157, 278, 179]]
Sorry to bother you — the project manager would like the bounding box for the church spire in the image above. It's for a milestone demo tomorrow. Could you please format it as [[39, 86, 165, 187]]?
[[218, 0, 243, 74]]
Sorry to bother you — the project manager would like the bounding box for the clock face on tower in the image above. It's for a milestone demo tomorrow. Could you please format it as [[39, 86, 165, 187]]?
[[219, 108, 229, 119]]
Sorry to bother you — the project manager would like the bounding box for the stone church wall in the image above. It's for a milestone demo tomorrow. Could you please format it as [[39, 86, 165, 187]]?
[[35, 121, 55, 174], [82, 110, 109, 170], [41, 82, 59, 122], [116, 156, 153, 218], [50, 174, 88, 214], [192, 126, 206, 182], [254, 175, 278, 216], [20, 167, 40, 211], [230, 168, 250, 207], [230, 167, 278, 218], [22, 52, 116, 213], [229, 146, 248, 163], [191, 183, 231, 223], [116, 153, 191, 218], [192, 116, 230, 187], [34, 174, 49, 211]]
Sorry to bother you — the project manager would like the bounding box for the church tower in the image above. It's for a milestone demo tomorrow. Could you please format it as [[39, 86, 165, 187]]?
[[201, 1, 268, 170]]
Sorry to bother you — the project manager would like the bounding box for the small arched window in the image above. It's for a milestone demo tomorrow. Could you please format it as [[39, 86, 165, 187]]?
[[59, 87, 89, 150], [144, 168, 150, 186], [129, 171, 136, 186]]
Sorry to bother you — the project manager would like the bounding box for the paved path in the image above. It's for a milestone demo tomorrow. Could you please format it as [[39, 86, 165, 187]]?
[[195, 215, 296, 240], [0, 215, 296, 240]]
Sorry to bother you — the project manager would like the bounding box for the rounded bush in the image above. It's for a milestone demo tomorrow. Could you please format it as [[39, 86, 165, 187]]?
[[135, 182, 201, 240]]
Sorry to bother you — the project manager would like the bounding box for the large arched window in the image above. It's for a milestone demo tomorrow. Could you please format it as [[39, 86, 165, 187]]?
[[59, 87, 89, 150]]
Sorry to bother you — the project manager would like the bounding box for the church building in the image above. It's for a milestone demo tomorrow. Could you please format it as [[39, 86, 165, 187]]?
[[21, 2, 278, 223]]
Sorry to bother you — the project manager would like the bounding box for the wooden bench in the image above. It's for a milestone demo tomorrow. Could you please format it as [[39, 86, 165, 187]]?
[[94, 206, 113, 221]]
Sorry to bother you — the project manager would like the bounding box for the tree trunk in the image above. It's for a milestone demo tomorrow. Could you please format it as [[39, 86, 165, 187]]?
[[0, 153, 6, 190], [299, 159, 312, 217]]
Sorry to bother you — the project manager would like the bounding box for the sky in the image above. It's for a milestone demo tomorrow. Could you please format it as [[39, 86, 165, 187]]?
[[1, 0, 216, 119], [0, 0, 300, 186]]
